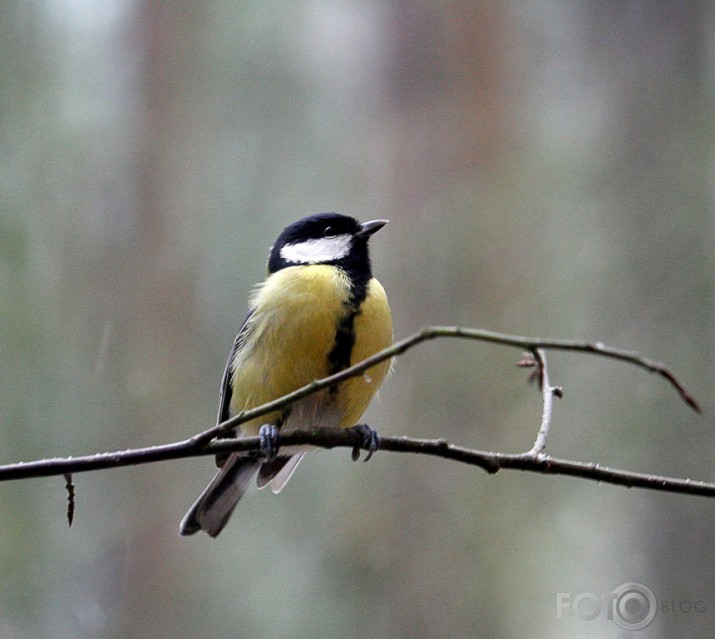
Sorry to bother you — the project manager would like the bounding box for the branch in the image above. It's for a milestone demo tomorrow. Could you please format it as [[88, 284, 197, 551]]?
[[523, 348, 563, 455], [192, 325, 699, 446], [1, 430, 713, 497], [0, 326, 704, 503]]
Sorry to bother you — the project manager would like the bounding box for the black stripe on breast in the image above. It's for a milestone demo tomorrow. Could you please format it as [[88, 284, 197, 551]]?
[[327, 271, 370, 395]]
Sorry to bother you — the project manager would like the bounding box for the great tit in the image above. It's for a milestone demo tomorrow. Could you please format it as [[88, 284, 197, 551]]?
[[180, 213, 393, 536]]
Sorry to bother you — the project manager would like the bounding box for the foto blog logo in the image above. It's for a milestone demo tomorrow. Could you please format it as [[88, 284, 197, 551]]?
[[556, 583, 657, 630]]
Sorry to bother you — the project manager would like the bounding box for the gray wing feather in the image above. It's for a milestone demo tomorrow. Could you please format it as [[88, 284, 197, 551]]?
[[215, 310, 255, 468], [179, 310, 259, 537]]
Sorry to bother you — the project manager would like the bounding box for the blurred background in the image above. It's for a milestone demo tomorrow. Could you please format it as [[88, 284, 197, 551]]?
[[0, 1, 713, 637]]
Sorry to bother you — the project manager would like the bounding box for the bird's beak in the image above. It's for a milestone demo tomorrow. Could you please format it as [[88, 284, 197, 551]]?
[[357, 219, 389, 238]]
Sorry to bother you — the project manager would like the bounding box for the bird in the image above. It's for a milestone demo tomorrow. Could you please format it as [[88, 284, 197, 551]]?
[[179, 213, 393, 537]]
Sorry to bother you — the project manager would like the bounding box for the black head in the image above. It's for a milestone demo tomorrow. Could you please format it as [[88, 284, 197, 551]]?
[[267, 213, 387, 280]]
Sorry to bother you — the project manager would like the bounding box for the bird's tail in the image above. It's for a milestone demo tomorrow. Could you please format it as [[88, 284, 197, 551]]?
[[179, 454, 260, 537]]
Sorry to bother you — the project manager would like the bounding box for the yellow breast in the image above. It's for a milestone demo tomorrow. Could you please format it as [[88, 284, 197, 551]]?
[[230, 265, 392, 434]]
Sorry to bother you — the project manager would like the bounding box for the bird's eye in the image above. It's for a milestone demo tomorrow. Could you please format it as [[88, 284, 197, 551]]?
[[324, 226, 336, 238]]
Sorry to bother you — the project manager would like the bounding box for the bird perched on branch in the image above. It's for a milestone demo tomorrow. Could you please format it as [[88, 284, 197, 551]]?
[[180, 213, 393, 537]]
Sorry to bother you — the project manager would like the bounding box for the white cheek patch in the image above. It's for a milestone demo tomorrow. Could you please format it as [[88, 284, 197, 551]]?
[[280, 235, 352, 264]]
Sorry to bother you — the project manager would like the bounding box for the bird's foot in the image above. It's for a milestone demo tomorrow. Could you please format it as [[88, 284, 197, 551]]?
[[351, 424, 380, 462], [259, 424, 280, 462]]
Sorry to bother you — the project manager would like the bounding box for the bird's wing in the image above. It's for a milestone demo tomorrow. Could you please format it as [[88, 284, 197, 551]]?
[[215, 309, 254, 467], [181, 310, 262, 535]]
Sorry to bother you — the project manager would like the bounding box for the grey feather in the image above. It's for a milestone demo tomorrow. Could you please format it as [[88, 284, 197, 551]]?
[[179, 455, 260, 537]]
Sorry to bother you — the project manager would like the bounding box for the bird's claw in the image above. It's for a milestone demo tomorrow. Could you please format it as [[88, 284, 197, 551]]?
[[259, 424, 280, 462], [351, 424, 380, 462]]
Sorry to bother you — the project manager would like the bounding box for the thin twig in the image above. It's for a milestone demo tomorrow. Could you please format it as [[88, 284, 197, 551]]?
[[192, 326, 699, 446], [528, 349, 556, 455], [63, 473, 75, 527]]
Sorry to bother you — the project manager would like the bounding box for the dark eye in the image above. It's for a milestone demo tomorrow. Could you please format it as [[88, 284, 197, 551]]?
[[324, 226, 336, 238]]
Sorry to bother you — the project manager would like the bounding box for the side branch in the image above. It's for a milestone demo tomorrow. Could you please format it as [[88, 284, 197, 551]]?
[[194, 325, 699, 445]]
